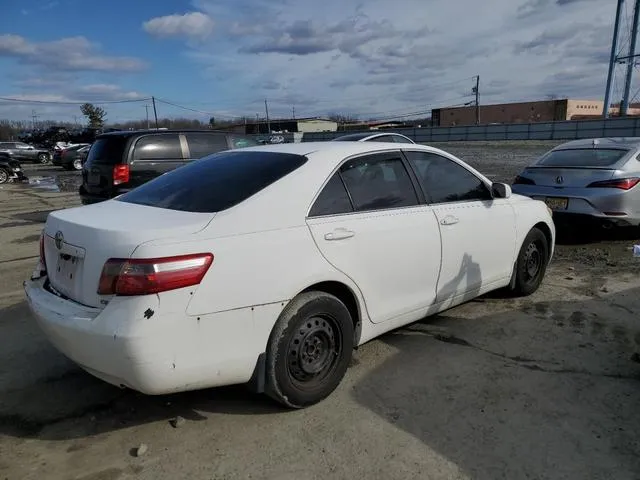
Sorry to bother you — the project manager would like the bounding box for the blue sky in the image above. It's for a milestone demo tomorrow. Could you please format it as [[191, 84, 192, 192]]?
[[0, 0, 625, 124]]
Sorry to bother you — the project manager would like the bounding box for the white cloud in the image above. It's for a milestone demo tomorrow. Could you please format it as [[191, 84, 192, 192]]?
[[0, 34, 146, 72], [143, 12, 214, 40], [165, 0, 619, 119]]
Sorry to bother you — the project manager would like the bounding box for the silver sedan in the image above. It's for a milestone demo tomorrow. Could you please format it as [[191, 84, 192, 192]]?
[[512, 137, 640, 227]]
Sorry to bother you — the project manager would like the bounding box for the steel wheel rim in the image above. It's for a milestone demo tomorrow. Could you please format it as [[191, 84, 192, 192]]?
[[523, 241, 542, 282], [0, 170, 7, 183], [287, 314, 343, 388]]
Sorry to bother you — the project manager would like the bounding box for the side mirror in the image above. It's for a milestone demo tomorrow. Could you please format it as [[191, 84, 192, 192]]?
[[491, 182, 512, 199]]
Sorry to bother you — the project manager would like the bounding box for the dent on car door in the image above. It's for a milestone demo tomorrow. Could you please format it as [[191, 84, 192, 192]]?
[[305, 151, 442, 324], [404, 151, 516, 303]]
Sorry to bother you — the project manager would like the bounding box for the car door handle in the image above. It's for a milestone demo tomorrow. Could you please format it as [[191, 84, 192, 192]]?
[[324, 228, 355, 241], [440, 215, 459, 225]]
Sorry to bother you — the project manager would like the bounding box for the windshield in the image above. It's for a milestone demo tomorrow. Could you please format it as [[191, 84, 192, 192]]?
[[117, 150, 308, 213], [537, 148, 629, 167], [84, 137, 128, 166]]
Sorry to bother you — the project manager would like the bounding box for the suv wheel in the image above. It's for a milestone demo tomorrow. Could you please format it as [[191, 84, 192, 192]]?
[[37, 152, 50, 164]]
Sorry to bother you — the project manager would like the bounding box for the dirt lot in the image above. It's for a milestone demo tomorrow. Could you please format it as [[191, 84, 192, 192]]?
[[1, 143, 639, 480]]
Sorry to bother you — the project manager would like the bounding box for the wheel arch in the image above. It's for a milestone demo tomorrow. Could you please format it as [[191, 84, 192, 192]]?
[[299, 280, 363, 348]]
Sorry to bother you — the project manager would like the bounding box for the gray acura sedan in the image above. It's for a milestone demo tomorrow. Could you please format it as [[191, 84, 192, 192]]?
[[512, 138, 640, 227]]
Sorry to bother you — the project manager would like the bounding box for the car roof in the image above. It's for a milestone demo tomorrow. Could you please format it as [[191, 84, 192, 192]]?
[[334, 132, 408, 141], [96, 129, 241, 139], [554, 137, 640, 150]]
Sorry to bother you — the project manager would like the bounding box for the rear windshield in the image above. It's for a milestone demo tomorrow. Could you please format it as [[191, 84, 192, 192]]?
[[538, 148, 629, 167], [85, 137, 128, 166], [117, 150, 308, 213]]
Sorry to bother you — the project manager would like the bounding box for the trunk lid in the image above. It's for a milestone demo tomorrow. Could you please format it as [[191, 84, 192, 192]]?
[[523, 166, 616, 188], [43, 200, 215, 308]]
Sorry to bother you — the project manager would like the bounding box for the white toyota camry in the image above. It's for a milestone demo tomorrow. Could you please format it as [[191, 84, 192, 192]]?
[[25, 141, 555, 408]]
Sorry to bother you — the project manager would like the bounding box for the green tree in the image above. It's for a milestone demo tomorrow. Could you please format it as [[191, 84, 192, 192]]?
[[80, 103, 107, 128]]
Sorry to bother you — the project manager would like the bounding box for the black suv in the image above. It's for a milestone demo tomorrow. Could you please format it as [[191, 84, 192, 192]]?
[[79, 129, 258, 205]]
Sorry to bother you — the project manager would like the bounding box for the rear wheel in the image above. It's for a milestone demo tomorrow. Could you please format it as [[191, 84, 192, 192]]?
[[0, 168, 8, 184], [73, 158, 83, 171], [37, 152, 50, 164], [265, 291, 354, 408], [511, 227, 549, 296]]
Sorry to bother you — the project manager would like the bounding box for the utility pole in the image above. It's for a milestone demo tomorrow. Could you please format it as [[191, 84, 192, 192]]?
[[292, 106, 296, 120], [622, 0, 640, 115], [265, 99, 271, 133], [151, 96, 159, 129], [473, 75, 480, 125], [31, 110, 39, 130], [604, 0, 625, 118], [144, 104, 150, 129]]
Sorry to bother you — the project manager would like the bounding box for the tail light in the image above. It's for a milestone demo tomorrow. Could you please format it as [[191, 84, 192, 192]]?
[[513, 175, 535, 185], [97, 253, 213, 296], [586, 177, 640, 190], [39, 233, 47, 273], [113, 165, 130, 185]]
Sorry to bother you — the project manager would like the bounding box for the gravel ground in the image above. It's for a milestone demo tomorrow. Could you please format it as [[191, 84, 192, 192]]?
[[0, 142, 638, 480]]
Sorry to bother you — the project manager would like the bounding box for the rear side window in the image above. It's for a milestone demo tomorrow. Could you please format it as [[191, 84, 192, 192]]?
[[538, 148, 628, 167], [84, 137, 128, 166], [185, 132, 228, 159], [339, 153, 419, 211], [309, 174, 353, 217], [133, 134, 183, 161], [117, 151, 308, 213], [229, 135, 259, 149]]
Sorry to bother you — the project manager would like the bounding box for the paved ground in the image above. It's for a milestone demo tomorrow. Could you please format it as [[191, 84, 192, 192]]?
[[1, 145, 639, 480]]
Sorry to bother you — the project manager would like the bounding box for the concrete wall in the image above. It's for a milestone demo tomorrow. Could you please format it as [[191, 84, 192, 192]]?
[[257, 116, 640, 143]]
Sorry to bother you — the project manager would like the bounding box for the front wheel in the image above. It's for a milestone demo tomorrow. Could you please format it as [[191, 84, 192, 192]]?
[[265, 291, 354, 408], [511, 227, 549, 296], [0, 168, 9, 184], [37, 152, 50, 164]]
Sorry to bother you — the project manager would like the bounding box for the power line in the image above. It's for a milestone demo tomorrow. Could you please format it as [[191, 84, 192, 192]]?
[[0, 96, 151, 105]]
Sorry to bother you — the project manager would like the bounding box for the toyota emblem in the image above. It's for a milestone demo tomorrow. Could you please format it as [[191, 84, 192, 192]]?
[[54, 231, 64, 250], [555, 175, 564, 184]]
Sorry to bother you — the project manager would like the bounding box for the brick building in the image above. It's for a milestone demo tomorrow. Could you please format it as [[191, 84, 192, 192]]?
[[431, 99, 624, 126]]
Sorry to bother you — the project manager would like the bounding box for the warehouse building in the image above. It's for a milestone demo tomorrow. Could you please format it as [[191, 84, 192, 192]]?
[[430, 99, 634, 126]]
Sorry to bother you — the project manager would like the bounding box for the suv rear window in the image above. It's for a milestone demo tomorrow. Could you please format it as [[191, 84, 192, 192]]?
[[85, 137, 128, 166], [117, 150, 308, 213], [538, 148, 629, 167]]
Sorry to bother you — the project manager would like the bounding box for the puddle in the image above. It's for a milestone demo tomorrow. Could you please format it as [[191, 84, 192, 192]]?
[[24, 175, 81, 193]]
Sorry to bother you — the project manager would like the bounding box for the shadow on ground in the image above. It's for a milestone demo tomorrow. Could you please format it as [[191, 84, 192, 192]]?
[[352, 287, 640, 480], [1, 286, 640, 480]]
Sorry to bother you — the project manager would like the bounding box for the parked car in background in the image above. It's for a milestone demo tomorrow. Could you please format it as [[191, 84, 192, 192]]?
[[0, 141, 51, 164], [79, 129, 258, 205], [0, 153, 26, 184], [332, 132, 415, 143], [512, 137, 640, 228], [27, 141, 555, 408], [52, 143, 91, 171]]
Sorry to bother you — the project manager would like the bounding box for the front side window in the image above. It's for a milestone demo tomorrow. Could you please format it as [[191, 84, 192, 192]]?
[[133, 134, 182, 161], [309, 174, 353, 217], [405, 151, 492, 204], [339, 153, 419, 212]]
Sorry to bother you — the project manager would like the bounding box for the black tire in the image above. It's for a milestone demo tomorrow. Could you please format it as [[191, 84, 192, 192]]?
[[37, 152, 50, 164], [0, 168, 8, 184], [265, 291, 354, 408], [511, 227, 549, 296]]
